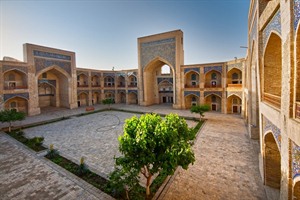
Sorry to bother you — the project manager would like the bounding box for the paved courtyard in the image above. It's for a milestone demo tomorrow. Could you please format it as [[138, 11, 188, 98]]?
[[0, 105, 267, 200], [23, 110, 197, 178]]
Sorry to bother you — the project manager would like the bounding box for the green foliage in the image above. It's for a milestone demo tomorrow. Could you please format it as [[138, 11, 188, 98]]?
[[190, 104, 210, 121], [102, 98, 114, 109], [47, 144, 59, 158], [0, 109, 26, 132], [78, 157, 88, 175], [114, 113, 195, 197], [9, 130, 45, 151]]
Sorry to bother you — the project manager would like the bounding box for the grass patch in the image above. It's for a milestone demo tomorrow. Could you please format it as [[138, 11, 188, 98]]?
[[8, 130, 46, 152]]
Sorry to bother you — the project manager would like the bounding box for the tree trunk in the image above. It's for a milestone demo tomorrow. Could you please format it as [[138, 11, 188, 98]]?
[[146, 174, 152, 197], [9, 121, 12, 132]]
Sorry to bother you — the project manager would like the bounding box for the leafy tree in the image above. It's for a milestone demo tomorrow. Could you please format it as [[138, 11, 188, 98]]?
[[190, 104, 210, 121], [114, 113, 195, 197], [102, 98, 114, 110], [0, 109, 26, 132]]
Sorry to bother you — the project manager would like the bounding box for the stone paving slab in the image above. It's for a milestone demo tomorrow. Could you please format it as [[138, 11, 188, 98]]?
[[159, 113, 267, 200], [0, 133, 114, 200]]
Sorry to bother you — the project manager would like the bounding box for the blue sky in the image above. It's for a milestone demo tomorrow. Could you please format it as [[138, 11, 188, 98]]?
[[0, 0, 249, 70]]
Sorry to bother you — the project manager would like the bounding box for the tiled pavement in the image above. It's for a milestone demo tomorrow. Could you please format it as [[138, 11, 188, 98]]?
[[0, 133, 114, 200], [0, 105, 267, 199], [159, 112, 267, 200]]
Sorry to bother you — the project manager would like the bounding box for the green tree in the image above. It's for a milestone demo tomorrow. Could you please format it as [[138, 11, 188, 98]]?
[[115, 113, 195, 197], [0, 109, 26, 132], [190, 104, 210, 121], [102, 98, 114, 110]]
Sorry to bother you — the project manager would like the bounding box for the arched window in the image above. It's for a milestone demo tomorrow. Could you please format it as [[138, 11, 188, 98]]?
[[192, 96, 197, 101], [232, 73, 238, 80], [161, 65, 171, 75], [233, 98, 238, 104], [211, 73, 217, 80]]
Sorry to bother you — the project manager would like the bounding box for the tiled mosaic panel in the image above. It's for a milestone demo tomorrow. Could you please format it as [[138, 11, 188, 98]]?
[[77, 71, 88, 76], [3, 65, 28, 74], [227, 62, 243, 72], [227, 91, 242, 99], [34, 58, 71, 76], [204, 66, 222, 74], [33, 50, 71, 61], [128, 90, 137, 94], [3, 93, 29, 101], [292, 141, 300, 179], [204, 91, 222, 98], [103, 73, 115, 77], [295, 0, 300, 30], [184, 91, 200, 97], [263, 116, 281, 148], [262, 10, 281, 50], [157, 77, 173, 84], [38, 80, 56, 88], [140, 38, 176, 70], [184, 68, 200, 74]]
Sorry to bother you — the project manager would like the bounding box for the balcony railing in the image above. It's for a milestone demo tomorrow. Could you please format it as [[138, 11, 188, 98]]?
[[78, 85, 89, 88], [296, 102, 300, 119], [92, 84, 100, 87], [185, 84, 199, 88], [4, 85, 28, 90], [227, 84, 242, 88], [204, 84, 222, 88], [263, 93, 281, 109]]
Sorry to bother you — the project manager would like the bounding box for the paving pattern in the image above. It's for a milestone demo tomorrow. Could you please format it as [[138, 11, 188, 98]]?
[[23, 110, 197, 178], [0, 133, 113, 200], [159, 112, 267, 200]]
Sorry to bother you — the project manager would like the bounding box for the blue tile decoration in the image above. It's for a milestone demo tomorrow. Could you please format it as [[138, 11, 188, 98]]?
[[227, 62, 243, 72], [104, 90, 115, 94], [227, 91, 242, 99], [204, 66, 222, 74], [103, 73, 115, 77], [204, 91, 222, 98], [249, 18, 258, 50], [263, 116, 281, 148], [33, 50, 71, 61], [38, 79, 56, 88], [92, 90, 101, 93], [77, 90, 89, 95], [4, 93, 29, 101], [117, 73, 126, 77], [91, 72, 101, 77], [3, 65, 28, 74], [141, 37, 176, 71], [157, 77, 173, 84], [77, 71, 88, 77], [184, 68, 200, 74], [128, 90, 138, 94], [34, 58, 71, 76], [292, 141, 300, 179], [118, 90, 126, 93], [295, 0, 300, 30], [184, 91, 200, 97], [262, 10, 281, 50]]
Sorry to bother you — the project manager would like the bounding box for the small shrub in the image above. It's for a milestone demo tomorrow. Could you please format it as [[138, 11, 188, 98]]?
[[78, 156, 88, 175], [47, 144, 59, 158]]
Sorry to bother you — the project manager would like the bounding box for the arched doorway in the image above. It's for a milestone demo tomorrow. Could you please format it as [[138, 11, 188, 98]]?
[[77, 92, 88, 107], [91, 75, 100, 87], [4, 97, 28, 114], [92, 91, 101, 104], [118, 91, 126, 103], [263, 33, 282, 108], [185, 71, 199, 88], [264, 132, 281, 189], [37, 67, 70, 109], [205, 70, 222, 88], [117, 75, 125, 87], [205, 94, 222, 112], [128, 92, 138, 104], [227, 95, 242, 114], [104, 76, 115, 87], [143, 59, 174, 106], [158, 80, 173, 104], [185, 94, 199, 109]]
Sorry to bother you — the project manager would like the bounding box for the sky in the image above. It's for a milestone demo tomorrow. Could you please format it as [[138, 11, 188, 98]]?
[[0, 0, 249, 70]]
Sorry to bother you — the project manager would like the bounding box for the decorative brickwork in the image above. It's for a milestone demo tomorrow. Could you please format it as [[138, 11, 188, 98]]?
[[128, 90, 138, 94], [184, 68, 200, 74], [184, 91, 200, 97], [227, 63, 243, 72], [292, 141, 300, 179], [140, 38, 176, 70], [38, 80, 56, 88], [204, 91, 222, 98], [227, 91, 242, 99], [103, 73, 115, 77], [157, 77, 173, 84], [117, 90, 126, 93], [91, 72, 101, 77], [204, 66, 222, 74], [262, 10, 281, 50], [3, 65, 28, 74], [77, 71, 88, 77], [3, 93, 29, 101], [34, 58, 71, 75], [33, 50, 71, 61], [263, 116, 281, 148], [77, 90, 89, 95]]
